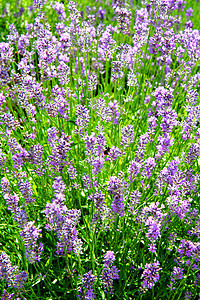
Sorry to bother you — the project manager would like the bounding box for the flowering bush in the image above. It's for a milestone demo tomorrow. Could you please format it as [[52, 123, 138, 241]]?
[[0, 0, 200, 299]]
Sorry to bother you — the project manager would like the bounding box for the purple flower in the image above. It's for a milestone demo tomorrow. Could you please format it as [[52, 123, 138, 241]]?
[[171, 267, 184, 281], [185, 8, 193, 19], [91, 156, 104, 175], [51, 1, 66, 20], [128, 159, 141, 182], [156, 133, 174, 160], [75, 104, 90, 134], [20, 221, 44, 264], [107, 176, 125, 217], [4, 193, 19, 213], [103, 251, 115, 266], [116, 6, 132, 35], [77, 271, 96, 300], [128, 189, 141, 214], [145, 217, 161, 253], [87, 73, 98, 91], [142, 157, 156, 179], [127, 71, 138, 87], [18, 179, 35, 204], [168, 266, 184, 290], [140, 261, 161, 292], [0, 113, 20, 131], [68, 164, 78, 179], [0, 252, 28, 291], [185, 143, 200, 165], [13, 207, 28, 228], [45, 177, 82, 256], [135, 132, 150, 161], [111, 61, 124, 82], [101, 251, 119, 294], [98, 28, 116, 62], [33, 0, 47, 9], [120, 124, 134, 147], [104, 146, 122, 162], [107, 100, 122, 125], [0, 177, 10, 194], [82, 174, 92, 190]]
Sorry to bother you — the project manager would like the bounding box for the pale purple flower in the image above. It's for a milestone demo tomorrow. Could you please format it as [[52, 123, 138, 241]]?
[[51, 1, 66, 20], [142, 157, 156, 179], [141, 261, 161, 292], [120, 124, 134, 147], [128, 159, 141, 182], [20, 221, 44, 264], [77, 271, 96, 300], [101, 251, 119, 294], [0, 252, 28, 291]]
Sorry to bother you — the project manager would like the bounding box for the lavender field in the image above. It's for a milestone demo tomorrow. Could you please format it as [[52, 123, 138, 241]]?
[[0, 0, 200, 299]]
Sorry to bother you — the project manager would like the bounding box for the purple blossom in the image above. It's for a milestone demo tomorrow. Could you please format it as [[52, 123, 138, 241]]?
[[104, 146, 122, 162], [115, 6, 132, 35], [103, 251, 115, 266], [140, 261, 161, 292], [20, 221, 44, 264], [127, 71, 138, 87], [0, 252, 28, 291], [51, 1, 66, 20], [4, 193, 19, 213], [0, 177, 10, 194], [156, 133, 174, 160], [135, 132, 150, 161], [68, 164, 78, 179], [128, 189, 141, 214], [128, 159, 141, 182], [120, 124, 134, 147], [82, 174, 92, 190], [18, 179, 35, 204], [168, 266, 184, 290], [107, 100, 122, 125], [87, 73, 98, 91], [98, 29, 116, 62], [13, 207, 28, 228], [75, 104, 90, 134], [0, 113, 20, 131], [142, 157, 156, 179], [107, 176, 125, 217], [93, 96, 112, 123], [185, 8, 193, 19], [45, 177, 82, 256], [33, 0, 47, 10], [101, 251, 119, 294], [111, 61, 124, 82], [77, 271, 96, 300], [91, 156, 104, 175]]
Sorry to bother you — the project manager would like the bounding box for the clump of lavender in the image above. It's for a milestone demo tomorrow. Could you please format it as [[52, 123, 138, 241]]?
[[0, 252, 28, 293], [44, 176, 82, 256], [100, 251, 119, 294], [140, 261, 161, 293], [168, 266, 184, 291], [20, 221, 44, 264], [77, 270, 96, 300], [107, 175, 125, 217], [115, 6, 132, 35], [75, 104, 91, 135]]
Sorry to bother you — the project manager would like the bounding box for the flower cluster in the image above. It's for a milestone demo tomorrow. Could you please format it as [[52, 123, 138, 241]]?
[[44, 176, 82, 256], [100, 251, 120, 294], [0, 252, 28, 292]]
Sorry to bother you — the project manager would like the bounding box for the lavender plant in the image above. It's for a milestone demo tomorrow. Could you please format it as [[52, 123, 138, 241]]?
[[0, 0, 200, 299]]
